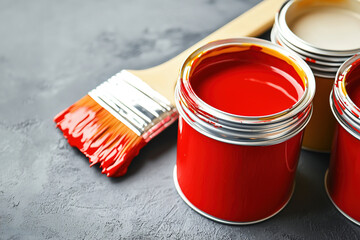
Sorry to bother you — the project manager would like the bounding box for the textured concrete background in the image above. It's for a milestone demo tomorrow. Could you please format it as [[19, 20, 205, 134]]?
[[0, 0, 360, 239]]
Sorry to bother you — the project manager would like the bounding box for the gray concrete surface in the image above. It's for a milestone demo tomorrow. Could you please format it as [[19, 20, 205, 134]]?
[[1, 0, 360, 239]]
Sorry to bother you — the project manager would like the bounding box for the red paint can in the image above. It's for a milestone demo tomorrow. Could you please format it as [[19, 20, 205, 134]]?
[[326, 54, 360, 225], [174, 38, 315, 224]]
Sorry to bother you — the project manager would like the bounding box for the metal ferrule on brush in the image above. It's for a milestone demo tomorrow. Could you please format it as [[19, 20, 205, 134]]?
[[88, 70, 178, 142]]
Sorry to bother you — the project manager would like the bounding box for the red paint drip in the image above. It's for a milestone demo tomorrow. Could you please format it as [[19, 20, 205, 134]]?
[[305, 57, 316, 63], [333, 94, 344, 115], [54, 95, 146, 177], [351, 110, 360, 118], [190, 48, 305, 116]]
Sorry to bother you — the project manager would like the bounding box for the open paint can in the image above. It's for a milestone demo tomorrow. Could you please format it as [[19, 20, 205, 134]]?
[[173, 38, 315, 224], [271, 0, 360, 152], [326, 54, 360, 225]]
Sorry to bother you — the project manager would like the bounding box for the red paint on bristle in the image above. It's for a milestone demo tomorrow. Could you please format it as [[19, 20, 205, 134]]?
[[54, 95, 146, 177]]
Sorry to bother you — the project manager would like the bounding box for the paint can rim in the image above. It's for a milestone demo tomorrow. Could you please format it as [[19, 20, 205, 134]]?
[[277, 0, 360, 56], [330, 54, 360, 141], [175, 38, 315, 146]]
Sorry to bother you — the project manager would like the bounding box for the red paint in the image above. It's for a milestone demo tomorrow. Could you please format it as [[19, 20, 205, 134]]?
[[306, 57, 316, 63], [327, 58, 360, 223], [54, 95, 146, 177], [176, 43, 309, 223], [333, 94, 344, 115], [190, 47, 305, 116]]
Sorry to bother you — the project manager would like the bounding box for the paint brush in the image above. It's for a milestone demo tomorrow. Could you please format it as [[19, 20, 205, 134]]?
[[54, 0, 286, 177]]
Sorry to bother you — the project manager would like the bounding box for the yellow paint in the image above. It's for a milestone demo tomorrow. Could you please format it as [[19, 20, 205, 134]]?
[[187, 43, 308, 89]]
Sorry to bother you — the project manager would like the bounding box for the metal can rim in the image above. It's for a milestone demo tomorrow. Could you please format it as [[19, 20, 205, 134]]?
[[330, 53, 360, 141], [175, 38, 315, 146], [271, 26, 337, 79], [272, 23, 353, 64]]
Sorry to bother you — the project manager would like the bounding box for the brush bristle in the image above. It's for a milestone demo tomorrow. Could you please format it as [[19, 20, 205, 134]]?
[[54, 95, 146, 177]]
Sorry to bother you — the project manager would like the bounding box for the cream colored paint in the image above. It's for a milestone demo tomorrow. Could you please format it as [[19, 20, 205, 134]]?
[[289, 6, 360, 51]]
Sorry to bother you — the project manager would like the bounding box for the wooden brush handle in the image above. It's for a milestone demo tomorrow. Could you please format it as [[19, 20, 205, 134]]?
[[129, 0, 286, 105]]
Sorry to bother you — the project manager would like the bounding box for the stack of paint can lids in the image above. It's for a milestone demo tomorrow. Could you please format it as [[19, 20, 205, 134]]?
[[271, 0, 360, 79]]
